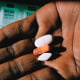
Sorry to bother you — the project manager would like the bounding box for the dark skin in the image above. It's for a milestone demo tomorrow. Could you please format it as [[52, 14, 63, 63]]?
[[0, 1, 80, 80]]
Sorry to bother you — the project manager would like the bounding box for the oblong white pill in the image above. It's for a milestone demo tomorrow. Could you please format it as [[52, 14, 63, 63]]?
[[38, 53, 52, 61], [35, 34, 52, 47]]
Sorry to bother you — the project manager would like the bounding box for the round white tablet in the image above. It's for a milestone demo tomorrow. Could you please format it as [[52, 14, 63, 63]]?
[[38, 53, 52, 61], [35, 34, 52, 47]]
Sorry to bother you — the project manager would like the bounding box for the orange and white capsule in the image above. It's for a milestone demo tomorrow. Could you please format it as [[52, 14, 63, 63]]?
[[33, 45, 50, 55]]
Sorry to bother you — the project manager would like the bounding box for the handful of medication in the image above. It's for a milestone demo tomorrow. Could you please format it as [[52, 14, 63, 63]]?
[[33, 34, 53, 61]]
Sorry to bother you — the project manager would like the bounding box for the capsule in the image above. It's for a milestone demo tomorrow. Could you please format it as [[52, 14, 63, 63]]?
[[33, 45, 50, 55], [38, 53, 52, 61], [35, 34, 52, 47]]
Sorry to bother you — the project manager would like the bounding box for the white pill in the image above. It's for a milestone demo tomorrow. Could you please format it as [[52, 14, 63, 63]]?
[[35, 34, 52, 47], [38, 53, 52, 61]]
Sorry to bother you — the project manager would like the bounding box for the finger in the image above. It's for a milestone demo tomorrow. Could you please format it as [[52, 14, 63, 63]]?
[[0, 54, 42, 80], [35, 2, 58, 39], [0, 39, 34, 63], [18, 67, 64, 80], [0, 13, 38, 47]]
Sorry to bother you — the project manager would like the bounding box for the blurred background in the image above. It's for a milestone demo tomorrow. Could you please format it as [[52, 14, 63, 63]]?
[[0, 0, 52, 28]]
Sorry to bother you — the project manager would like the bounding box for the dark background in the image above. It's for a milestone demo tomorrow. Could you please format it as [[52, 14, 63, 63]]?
[[0, 0, 54, 6]]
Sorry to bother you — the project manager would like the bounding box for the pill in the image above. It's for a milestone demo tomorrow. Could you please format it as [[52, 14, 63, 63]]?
[[33, 45, 50, 55], [38, 53, 52, 61], [35, 34, 52, 47]]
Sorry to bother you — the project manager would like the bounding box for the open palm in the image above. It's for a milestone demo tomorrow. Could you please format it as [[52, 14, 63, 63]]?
[[0, 1, 80, 80]]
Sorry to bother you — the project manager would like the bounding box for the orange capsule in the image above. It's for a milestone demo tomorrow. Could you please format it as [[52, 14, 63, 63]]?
[[33, 45, 50, 55]]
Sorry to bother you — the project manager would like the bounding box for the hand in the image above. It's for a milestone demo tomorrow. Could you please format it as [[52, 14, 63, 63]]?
[[0, 1, 80, 80]]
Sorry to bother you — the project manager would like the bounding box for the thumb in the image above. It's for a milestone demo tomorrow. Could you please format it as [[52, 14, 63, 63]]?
[[35, 2, 58, 39]]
